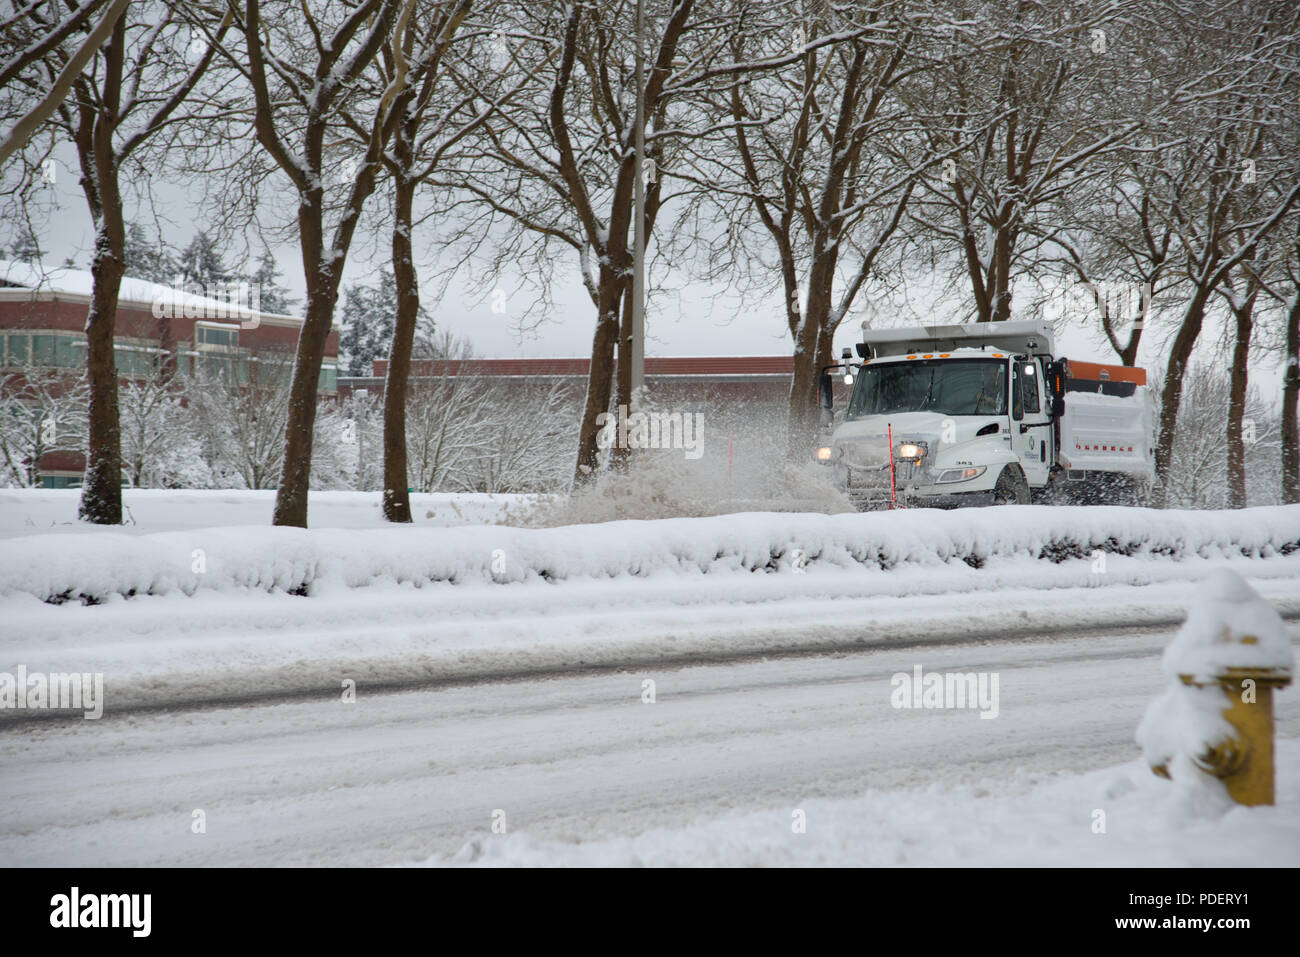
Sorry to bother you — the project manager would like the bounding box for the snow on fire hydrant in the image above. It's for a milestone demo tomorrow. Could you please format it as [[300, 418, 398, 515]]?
[[1136, 568, 1294, 806]]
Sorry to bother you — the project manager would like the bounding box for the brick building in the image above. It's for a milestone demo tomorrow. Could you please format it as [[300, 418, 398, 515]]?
[[0, 259, 338, 487], [340, 355, 799, 407]]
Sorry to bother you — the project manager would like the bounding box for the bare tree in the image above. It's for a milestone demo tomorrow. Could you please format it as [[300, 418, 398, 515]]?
[[188, 348, 295, 490], [1142, 1, 1300, 506], [232, 0, 403, 525], [444, 0, 779, 484], [1160, 365, 1281, 509], [0, 0, 129, 167], [1281, 224, 1300, 504], [1219, 262, 1266, 509], [684, 1, 933, 451], [5, 2, 232, 521], [906, 2, 1147, 329], [357, 0, 501, 521], [0, 361, 88, 488], [119, 373, 197, 487], [404, 376, 498, 493], [473, 378, 576, 493]]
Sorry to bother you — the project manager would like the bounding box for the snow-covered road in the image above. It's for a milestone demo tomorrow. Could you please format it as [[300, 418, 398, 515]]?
[[3, 623, 1297, 867]]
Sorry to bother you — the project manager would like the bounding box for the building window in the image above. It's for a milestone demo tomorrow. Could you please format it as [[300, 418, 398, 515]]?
[[3, 333, 28, 367], [199, 354, 233, 381], [195, 323, 239, 349], [319, 362, 338, 394], [30, 333, 86, 368], [114, 345, 157, 377]]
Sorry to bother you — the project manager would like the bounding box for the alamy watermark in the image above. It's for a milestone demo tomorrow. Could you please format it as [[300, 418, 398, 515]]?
[[595, 404, 705, 460], [151, 277, 263, 328], [0, 665, 103, 719], [890, 665, 999, 719], [50, 888, 150, 937]]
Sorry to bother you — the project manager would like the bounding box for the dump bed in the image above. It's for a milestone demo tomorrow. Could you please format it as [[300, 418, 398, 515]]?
[[1057, 360, 1155, 478]]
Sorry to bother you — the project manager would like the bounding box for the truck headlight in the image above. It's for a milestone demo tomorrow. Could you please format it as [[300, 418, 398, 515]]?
[[936, 466, 986, 484], [815, 445, 835, 463], [896, 442, 926, 462]]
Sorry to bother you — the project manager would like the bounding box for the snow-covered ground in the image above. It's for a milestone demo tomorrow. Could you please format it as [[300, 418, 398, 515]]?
[[1, 626, 1296, 866], [1, 494, 1298, 710], [2, 491, 1297, 866], [429, 740, 1300, 867], [0, 488, 530, 538]]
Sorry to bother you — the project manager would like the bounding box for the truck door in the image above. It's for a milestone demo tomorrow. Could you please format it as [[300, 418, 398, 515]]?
[[1010, 357, 1052, 488]]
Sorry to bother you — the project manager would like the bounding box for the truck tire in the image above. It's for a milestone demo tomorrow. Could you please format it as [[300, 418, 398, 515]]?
[[992, 466, 1031, 505]]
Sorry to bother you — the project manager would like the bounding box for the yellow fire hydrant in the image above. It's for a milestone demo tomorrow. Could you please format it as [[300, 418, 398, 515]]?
[[1172, 666, 1292, 806], [1137, 569, 1294, 806]]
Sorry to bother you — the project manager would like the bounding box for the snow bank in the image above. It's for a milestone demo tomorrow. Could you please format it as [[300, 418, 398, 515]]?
[[1, 504, 1298, 606], [418, 738, 1300, 867]]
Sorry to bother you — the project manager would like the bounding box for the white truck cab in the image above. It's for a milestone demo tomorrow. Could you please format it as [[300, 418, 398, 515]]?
[[815, 321, 1155, 508]]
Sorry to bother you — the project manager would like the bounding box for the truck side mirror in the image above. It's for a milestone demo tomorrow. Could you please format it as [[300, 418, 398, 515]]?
[[1050, 396, 1065, 418], [1046, 359, 1067, 401], [818, 370, 837, 430]]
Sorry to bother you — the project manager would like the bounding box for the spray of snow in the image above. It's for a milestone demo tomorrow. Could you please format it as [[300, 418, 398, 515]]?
[[513, 449, 853, 526]]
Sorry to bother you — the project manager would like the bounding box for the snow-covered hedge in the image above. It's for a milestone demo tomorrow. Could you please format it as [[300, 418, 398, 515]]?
[[1, 504, 1298, 606]]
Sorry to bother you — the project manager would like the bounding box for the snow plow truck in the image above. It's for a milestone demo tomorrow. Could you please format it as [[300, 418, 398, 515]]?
[[814, 320, 1155, 508]]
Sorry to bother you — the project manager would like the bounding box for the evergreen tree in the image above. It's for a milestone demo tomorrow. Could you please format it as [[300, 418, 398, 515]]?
[[247, 249, 298, 316], [177, 231, 232, 289], [122, 222, 178, 284], [2, 223, 43, 264], [339, 279, 393, 377], [339, 269, 435, 377]]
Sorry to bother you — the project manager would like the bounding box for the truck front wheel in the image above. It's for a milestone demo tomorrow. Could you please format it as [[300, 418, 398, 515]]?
[[992, 466, 1031, 505]]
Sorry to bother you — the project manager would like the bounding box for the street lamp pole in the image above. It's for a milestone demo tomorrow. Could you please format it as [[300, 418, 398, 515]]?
[[631, 0, 646, 407]]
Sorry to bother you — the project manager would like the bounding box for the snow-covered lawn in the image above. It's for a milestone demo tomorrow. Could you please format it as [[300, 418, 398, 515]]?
[[425, 739, 1300, 867], [0, 488, 531, 538]]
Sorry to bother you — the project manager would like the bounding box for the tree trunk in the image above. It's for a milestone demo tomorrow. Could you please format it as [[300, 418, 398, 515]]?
[[272, 279, 334, 527], [1225, 293, 1254, 509], [574, 267, 623, 484], [786, 309, 821, 458], [383, 171, 418, 523], [992, 211, 1014, 322], [1282, 289, 1300, 504], [789, 237, 845, 457], [78, 212, 126, 524], [271, 150, 382, 526], [1151, 286, 1213, 508]]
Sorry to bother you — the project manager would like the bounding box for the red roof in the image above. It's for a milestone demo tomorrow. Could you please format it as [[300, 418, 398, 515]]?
[[369, 356, 794, 378]]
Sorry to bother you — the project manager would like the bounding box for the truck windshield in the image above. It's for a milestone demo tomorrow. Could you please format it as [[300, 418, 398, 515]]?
[[847, 358, 1008, 419]]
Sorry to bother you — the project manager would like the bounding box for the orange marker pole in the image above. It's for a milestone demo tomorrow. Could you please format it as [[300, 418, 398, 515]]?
[[888, 423, 896, 509]]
